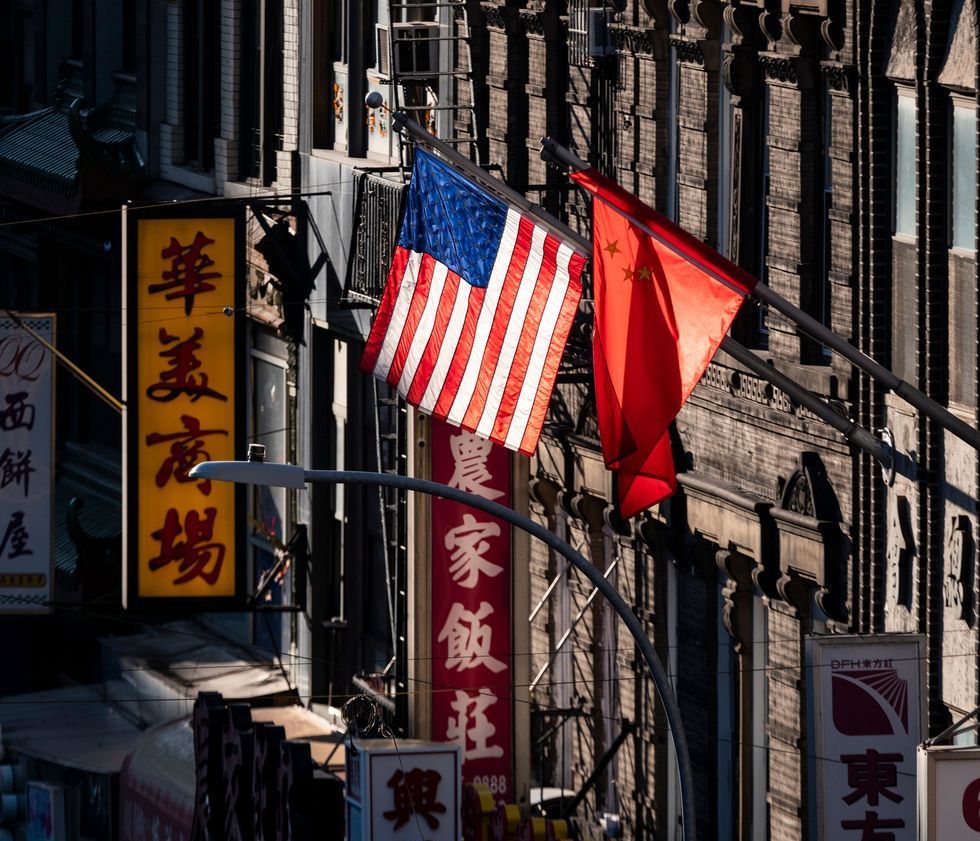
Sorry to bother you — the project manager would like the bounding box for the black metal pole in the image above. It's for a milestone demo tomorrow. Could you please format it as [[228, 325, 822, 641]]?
[[539, 137, 980, 453], [190, 460, 699, 841]]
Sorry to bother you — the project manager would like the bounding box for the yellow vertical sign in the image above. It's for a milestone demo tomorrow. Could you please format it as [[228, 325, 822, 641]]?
[[136, 218, 237, 598]]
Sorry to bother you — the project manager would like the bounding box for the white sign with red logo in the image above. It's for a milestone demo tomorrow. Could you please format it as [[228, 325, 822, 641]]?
[[917, 745, 980, 840], [809, 634, 924, 841], [345, 738, 461, 841]]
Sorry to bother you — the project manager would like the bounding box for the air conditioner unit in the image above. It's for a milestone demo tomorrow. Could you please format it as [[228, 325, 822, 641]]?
[[587, 8, 615, 57], [391, 21, 440, 78]]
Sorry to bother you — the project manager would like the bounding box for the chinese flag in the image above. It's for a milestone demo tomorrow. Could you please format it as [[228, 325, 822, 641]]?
[[570, 168, 757, 517]]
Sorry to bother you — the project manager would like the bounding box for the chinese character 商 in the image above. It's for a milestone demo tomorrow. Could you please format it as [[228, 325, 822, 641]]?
[[383, 768, 446, 831], [151, 231, 220, 315], [146, 414, 228, 494]]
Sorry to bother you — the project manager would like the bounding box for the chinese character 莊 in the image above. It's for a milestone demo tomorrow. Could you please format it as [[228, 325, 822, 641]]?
[[446, 688, 504, 761]]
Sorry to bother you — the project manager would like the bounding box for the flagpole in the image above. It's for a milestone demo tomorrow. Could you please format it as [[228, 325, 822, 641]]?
[[385, 105, 700, 841], [539, 137, 980, 453]]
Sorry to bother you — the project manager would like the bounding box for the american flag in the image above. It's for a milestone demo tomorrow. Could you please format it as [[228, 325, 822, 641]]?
[[362, 149, 585, 454]]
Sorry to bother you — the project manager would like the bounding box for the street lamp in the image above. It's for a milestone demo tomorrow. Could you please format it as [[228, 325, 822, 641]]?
[[189, 456, 698, 841]]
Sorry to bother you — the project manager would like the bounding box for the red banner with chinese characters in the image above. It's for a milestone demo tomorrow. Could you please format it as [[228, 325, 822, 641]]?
[[124, 212, 244, 608], [430, 418, 512, 801]]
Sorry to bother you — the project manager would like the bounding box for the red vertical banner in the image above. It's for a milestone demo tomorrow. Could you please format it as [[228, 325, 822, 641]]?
[[430, 418, 513, 801]]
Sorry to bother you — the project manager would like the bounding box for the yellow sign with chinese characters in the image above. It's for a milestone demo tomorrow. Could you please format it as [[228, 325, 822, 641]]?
[[133, 217, 238, 599]]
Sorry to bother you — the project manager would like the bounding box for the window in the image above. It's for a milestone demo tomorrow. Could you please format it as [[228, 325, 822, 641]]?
[[240, 0, 284, 185], [182, 0, 220, 170], [952, 102, 977, 251], [667, 32, 679, 222], [717, 27, 732, 257], [894, 90, 916, 237], [250, 347, 289, 653]]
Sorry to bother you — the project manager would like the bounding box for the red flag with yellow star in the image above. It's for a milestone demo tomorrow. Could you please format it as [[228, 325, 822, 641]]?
[[570, 168, 757, 517]]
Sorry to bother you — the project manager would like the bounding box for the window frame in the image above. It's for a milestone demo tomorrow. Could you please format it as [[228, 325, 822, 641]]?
[[950, 96, 977, 254], [893, 86, 917, 240]]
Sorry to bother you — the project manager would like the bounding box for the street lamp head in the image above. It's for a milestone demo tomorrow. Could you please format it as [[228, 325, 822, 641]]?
[[188, 460, 308, 489]]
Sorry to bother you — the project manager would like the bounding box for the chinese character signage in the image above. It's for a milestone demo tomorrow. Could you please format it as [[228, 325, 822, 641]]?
[[430, 419, 513, 800], [346, 738, 461, 841], [123, 211, 244, 608], [0, 315, 54, 613], [917, 745, 980, 839], [809, 634, 924, 841]]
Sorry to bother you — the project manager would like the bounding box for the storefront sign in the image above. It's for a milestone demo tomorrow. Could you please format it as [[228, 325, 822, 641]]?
[[430, 419, 513, 800], [0, 315, 54, 613], [809, 634, 924, 841], [346, 739, 461, 841], [123, 211, 244, 607], [917, 745, 980, 839]]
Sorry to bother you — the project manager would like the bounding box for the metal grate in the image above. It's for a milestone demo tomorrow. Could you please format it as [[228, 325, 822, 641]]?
[[348, 171, 408, 302]]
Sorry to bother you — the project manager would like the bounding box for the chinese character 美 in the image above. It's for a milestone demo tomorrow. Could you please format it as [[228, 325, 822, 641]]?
[[448, 433, 503, 500], [0, 511, 31, 559], [840, 810, 905, 840], [840, 749, 904, 806], [445, 513, 503, 589], [149, 507, 226, 585], [383, 768, 447, 831], [446, 688, 505, 761], [437, 601, 507, 673], [0, 391, 35, 431], [146, 414, 228, 494], [0, 447, 33, 497], [150, 231, 221, 315], [146, 327, 228, 403]]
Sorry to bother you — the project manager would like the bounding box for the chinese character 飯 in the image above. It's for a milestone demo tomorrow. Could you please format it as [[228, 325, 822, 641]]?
[[437, 601, 507, 673], [840, 749, 904, 806]]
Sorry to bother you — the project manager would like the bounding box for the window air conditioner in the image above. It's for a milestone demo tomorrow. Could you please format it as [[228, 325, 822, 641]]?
[[391, 21, 440, 78], [587, 8, 615, 57]]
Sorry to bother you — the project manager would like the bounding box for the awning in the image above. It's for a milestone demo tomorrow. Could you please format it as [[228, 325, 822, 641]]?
[[101, 621, 296, 725], [118, 705, 345, 841], [0, 685, 142, 774]]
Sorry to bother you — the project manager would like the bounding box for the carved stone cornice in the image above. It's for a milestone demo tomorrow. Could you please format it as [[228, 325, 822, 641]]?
[[609, 25, 656, 56], [481, 3, 506, 31], [759, 53, 799, 85], [518, 9, 546, 37], [669, 36, 705, 66], [717, 550, 757, 650], [820, 61, 855, 94]]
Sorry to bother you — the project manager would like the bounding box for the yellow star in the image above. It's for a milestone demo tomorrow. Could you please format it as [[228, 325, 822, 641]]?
[[604, 240, 621, 258], [622, 265, 635, 283], [637, 266, 652, 281]]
